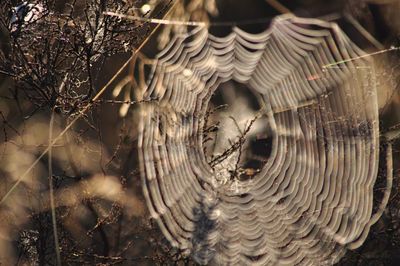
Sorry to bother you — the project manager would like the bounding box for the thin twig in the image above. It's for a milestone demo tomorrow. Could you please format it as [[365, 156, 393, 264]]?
[[0, 69, 17, 77]]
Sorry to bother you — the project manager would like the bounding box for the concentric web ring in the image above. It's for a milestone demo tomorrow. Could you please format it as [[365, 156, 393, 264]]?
[[138, 14, 391, 265]]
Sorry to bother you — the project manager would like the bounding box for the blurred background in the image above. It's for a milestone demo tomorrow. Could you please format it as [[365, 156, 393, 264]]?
[[1, 0, 400, 265]]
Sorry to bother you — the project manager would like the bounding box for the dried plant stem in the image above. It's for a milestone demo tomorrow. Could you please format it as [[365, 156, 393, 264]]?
[[104, 11, 207, 26], [48, 109, 61, 266], [265, 0, 291, 14], [323, 46, 400, 69], [344, 13, 384, 50]]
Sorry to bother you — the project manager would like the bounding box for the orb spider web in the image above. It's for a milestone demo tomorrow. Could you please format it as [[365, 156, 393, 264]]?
[[137, 14, 393, 265]]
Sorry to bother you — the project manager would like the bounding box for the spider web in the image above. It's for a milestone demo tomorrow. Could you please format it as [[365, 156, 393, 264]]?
[[137, 14, 391, 265]]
